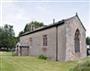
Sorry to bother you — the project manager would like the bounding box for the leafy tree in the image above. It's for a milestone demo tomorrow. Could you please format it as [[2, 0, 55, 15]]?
[[24, 24, 29, 32], [4, 24, 15, 37], [0, 24, 17, 51], [19, 21, 44, 36], [18, 31, 24, 37], [86, 37, 90, 45], [24, 21, 44, 32]]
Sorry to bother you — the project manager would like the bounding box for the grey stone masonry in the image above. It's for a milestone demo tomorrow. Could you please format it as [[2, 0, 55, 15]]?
[[18, 14, 86, 61]]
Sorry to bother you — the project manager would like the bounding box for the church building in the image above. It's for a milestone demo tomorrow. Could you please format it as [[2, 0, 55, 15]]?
[[16, 14, 86, 61]]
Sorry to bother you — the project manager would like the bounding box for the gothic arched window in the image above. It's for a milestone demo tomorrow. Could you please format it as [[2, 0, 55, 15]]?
[[74, 29, 80, 53]]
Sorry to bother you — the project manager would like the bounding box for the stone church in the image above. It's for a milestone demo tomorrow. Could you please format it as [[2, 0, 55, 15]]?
[[16, 14, 86, 61]]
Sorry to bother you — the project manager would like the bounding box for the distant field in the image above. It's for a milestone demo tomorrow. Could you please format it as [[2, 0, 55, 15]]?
[[0, 52, 89, 71]]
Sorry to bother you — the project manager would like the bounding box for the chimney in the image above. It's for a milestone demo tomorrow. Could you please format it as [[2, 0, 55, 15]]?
[[31, 24, 33, 31], [53, 19, 55, 24], [76, 12, 78, 16]]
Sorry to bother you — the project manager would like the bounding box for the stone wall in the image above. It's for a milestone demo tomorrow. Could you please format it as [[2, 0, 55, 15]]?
[[58, 24, 66, 61], [20, 27, 57, 60], [65, 15, 86, 61], [19, 15, 86, 61]]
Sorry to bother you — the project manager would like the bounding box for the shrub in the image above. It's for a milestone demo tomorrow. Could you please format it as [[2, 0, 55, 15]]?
[[38, 55, 48, 60]]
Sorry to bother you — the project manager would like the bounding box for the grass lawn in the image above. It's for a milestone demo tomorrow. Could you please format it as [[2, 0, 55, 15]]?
[[0, 52, 89, 71]]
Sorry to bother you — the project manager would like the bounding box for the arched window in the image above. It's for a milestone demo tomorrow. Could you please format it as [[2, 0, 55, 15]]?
[[74, 29, 80, 53]]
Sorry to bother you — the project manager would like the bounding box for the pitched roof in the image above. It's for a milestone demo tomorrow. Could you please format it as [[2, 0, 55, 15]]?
[[76, 14, 86, 31], [20, 20, 65, 37], [20, 14, 86, 37]]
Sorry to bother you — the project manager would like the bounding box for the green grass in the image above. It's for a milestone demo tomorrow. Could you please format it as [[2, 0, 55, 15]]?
[[70, 57, 90, 71], [0, 52, 89, 71]]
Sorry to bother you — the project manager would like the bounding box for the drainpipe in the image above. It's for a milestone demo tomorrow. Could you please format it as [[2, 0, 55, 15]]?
[[53, 18, 58, 61], [56, 26, 58, 61]]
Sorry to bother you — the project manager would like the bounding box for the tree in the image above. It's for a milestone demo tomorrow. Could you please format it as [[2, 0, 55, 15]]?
[[18, 31, 24, 37], [24, 21, 44, 32], [86, 37, 90, 45], [4, 24, 15, 37], [0, 24, 17, 51], [19, 21, 44, 36]]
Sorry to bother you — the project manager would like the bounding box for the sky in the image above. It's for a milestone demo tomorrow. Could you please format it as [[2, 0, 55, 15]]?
[[0, 0, 90, 36]]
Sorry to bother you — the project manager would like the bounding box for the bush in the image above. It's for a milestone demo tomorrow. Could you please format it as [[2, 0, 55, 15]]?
[[38, 55, 48, 60]]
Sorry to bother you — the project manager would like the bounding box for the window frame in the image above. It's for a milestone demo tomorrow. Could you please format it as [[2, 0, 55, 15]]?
[[43, 35, 48, 46], [29, 38, 32, 48], [74, 29, 80, 53]]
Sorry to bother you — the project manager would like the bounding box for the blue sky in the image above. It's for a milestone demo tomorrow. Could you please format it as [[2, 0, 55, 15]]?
[[0, 0, 90, 36]]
